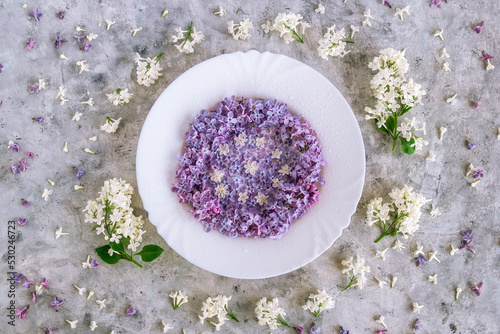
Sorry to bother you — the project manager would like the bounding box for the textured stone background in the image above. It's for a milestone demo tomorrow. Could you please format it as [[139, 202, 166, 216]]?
[[1, 0, 499, 333]]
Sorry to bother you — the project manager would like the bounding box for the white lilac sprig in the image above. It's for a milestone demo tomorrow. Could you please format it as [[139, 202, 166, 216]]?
[[341, 255, 370, 291], [199, 295, 239, 331], [135, 53, 164, 87], [302, 290, 335, 317], [255, 297, 293, 330], [82, 178, 164, 268], [169, 291, 188, 310], [106, 88, 132, 106], [100, 117, 121, 133], [171, 21, 205, 54], [365, 49, 427, 154], [227, 19, 253, 40], [367, 185, 428, 242], [262, 13, 310, 43], [317, 26, 353, 60]]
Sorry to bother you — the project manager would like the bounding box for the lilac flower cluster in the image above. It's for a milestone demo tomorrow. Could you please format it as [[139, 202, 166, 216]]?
[[172, 96, 326, 239]]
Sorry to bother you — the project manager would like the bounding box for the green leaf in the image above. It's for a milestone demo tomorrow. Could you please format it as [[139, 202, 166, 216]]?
[[384, 115, 397, 133], [400, 137, 416, 155], [95, 245, 122, 265], [109, 238, 127, 253], [135, 244, 164, 262], [91, 224, 100, 231], [399, 105, 412, 116]]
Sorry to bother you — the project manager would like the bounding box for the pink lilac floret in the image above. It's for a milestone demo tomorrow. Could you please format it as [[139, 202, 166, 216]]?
[[172, 96, 326, 239]]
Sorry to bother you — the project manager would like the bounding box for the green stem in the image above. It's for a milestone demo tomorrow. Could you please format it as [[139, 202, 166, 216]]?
[[277, 316, 293, 328], [225, 306, 240, 322], [283, 23, 304, 43], [185, 21, 194, 41], [121, 250, 143, 268], [341, 276, 357, 292]]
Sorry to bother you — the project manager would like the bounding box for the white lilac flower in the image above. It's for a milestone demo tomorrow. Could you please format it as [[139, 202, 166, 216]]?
[[376, 248, 388, 261], [87, 290, 94, 300], [76, 60, 89, 74], [217, 144, 229, 156], [439, 126, 447, 140], [105, 19, 115, 30], [376, 315, 387, 329], [255, 192, 269, 205], [428, 273, 437, 284], [72, 112, 82, 121], [392, 239, 405, 250], [89, 320, 97, 331], [440, 48, 450, 58], [161, 10, 169, 18], [374, 276, 387, 288], [317, 25, 352, 60], [84, 148, 96, 154], [449, 244, 460, 256], [82, 255, 93, 268], [412, 302, 424, 313], [234, 133, 247, 146], [73, 284, 86, 295], [341, 255, 370, 290], [162, 320, 174, 333], [80, 98, 94, 106], [210, 169, 225, 182], [96, 299, 106, 310], [434, 29, 444, 41], [199, 295, 238, 330], [38, 79, 47, 90], [455, 287, 462, 301], [271, 148, 282, 159], [428, 251, 440, 263], [214, 6, 226, 17], [255, 297, 291, 330], [272, 178, 283, 188], [56, 85, 66, 99], [486, 59, 494, 71], [278, 164, 292, 175], [55, 227, 69, 239], [59, 96, 69, 105], [262, 12, 310, 43], [75, 26, 87, 32], [60, 54, 69, 60], [101, 117, 121, 133], [302, 290, 335, 317], [426, 151, 436, 162], [429, 204, 441, 218], [442, 62, 451, 71], [42, 188, 53, 201], [244, 160, 259, 175], [470, 179, 481, 187], [414, 244, 425, 256], [62, 142, 68, 152], [169, 291, 189, 310], [47, 179, 55, 186], [135, 53, 164, 87], [131, 25, 142, 37], [315, 4, 325, 14], [394, 6, 411, 21], [391, 276, 397, 288], [66, 320, 78, 328], [74, 184, 84, 190], [106, 88, 132, 106], [362, 9, 376, 27], [89, 136, 97, 141], [87, 33, 98, 41], [350, 25, 359, 39], [35, 284, 43, 296], [172, 21, 205, 54], [227, 19, 253, 40], [238, 192, 248, 203]]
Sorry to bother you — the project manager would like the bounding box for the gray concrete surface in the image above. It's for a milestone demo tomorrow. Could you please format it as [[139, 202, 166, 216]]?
[[1, 0, 499, 333]]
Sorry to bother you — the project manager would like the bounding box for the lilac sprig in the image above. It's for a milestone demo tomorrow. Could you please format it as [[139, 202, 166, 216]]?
[[172, 96, 326, 239]]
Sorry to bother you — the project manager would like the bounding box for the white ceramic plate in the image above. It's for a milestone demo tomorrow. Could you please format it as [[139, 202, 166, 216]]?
[[136, 50, 365, 279]]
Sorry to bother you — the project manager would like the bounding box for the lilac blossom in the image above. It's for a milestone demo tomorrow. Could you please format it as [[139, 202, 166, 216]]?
[[56, 11, 65, 19], [377, 331, 388, 334], [50, 296, 64, 309], [74, 167, 86, 179], [459, 229, 476, 253], [473, 22, 484, 34], [126, 306, 137, 316], [31, 291, 40, 303], [470, 169, 483, 178], [39, 278, 49, 289], [471, 101, 482, 110], [415, 319, 421, 331], [0, 63, 3, 73], [27, 152, 34, 157], [22, 277, 34, 288], [81, 41, 91, 53], [22, 199, 30, 207], [26, 38, 38, 50], [28, 82, 39, 93], [467, 141, 477, 150], [15, 306, 29, 319], [10, 273, 24, 287], [17, 218, 27, 226], [472, 282, 483, 296], [54, 35, 67, 49], [90, 259, 99, 268], [295, 326, 304, 333], [8, 141, 20, 152], [29, 8, 42, 22], [45, 328, 59, 334], [310, 326, 321, 334], [414, 254, 428, 266], [12, 164, 21, 174], [481, 51, 493, 61], [74, 35, 86, 43], [340, 327, 350, 334], [172, 97, 326, 239], [33, 117, 44, 123], [19, 158, 30, 172], [382, 0, 391, 8], [430, 0, 442, 8]]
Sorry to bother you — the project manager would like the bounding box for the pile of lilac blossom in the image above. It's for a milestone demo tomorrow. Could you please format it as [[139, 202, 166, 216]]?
[[172, 96, 326, 239]]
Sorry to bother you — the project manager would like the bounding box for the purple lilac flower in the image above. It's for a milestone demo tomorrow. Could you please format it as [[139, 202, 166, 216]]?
[[31, 291, 40, 302], [0, 63, 3, 73], [377, 331, 388, 334], [295, 327, 304, 333], [27, 152, 34, 157], [74, 167, 86, 179], [74, 35, 86, 43], [470, 169, 483, 179], [415, 319, 421, 331], [28, 82, 39, 93], [19, 158, 30, 172], [481, 51, 493, 61], [10, 273, 24, 287], [45, 328, 59, 334], [473, 21, 484, 34], [126, 306, 137, 316], [22, 199, 30, 206], [414, 254, 428, 266], [22, 277, 34, 288], [26, 38, 38, 51], [12, 164, 21, 174], [81, 41, 91, 53], [172, 97, 326, 239], [9, 141, 20, 152], [467, 141, 477, 150], [340, 327, 349, 334], [50, 296, 64, 309], [382, 0, 391, 8], [430, 0, 442, 8], [310, 326, 321, 334], [29, 8, 42, 22], [33, 117, 44, 123], [39, 278, 49, 289], [472, 282, 483, 296], [56, 11, 65, 19], [15, 306, 29, 319], [471, 101, 482, 110], [54, 35, 67, 49], [17, 217, 27, 226], [90, 259, 99, 268]]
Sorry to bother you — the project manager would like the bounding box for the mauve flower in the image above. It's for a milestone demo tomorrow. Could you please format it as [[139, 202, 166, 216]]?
[[472, 282, 483, 296], [340, 327, 350, 334], [50, 296, 64, 309], [10, 273, 24, 287], [470, 169, 483, 178], [29, 8, 42, 22], [471, 101, 482, 110], [473, 21, 484, 34], [382, 0, 392, 8], [90, 259, 99, 268], [19, 158, 30, 172], [430, 0, 442, 8], [22, 277, 34, 288], [310, 326, 321, 334], [17, 217, 27, 226], [54, 35, 67, 49], [467, 141, 477, 150], [295, 326, 304, 333], [481, 51, 493, 61], [39, 278, 49, 289], [11, 164, 21, 174], [26, 38, 38, 50], [45, 328, 59, 334], [8, 141, 20, 152], [126, 306, 137, 316], [414, 319, 421, 331], [27, 152, 34, 157], [74, 35, 86, 43], [33, 117, 44, 123], [74, 167, 86, 179], [31, 291, 40, 302], [15, 306, 29, 319], [28, 82, 39, 93], [22, 199, 30, 206], [56, 11, 65, 19], [414, 254, 428, 266], [81, 41, 91, 53], [0, 63, 3, 73]]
